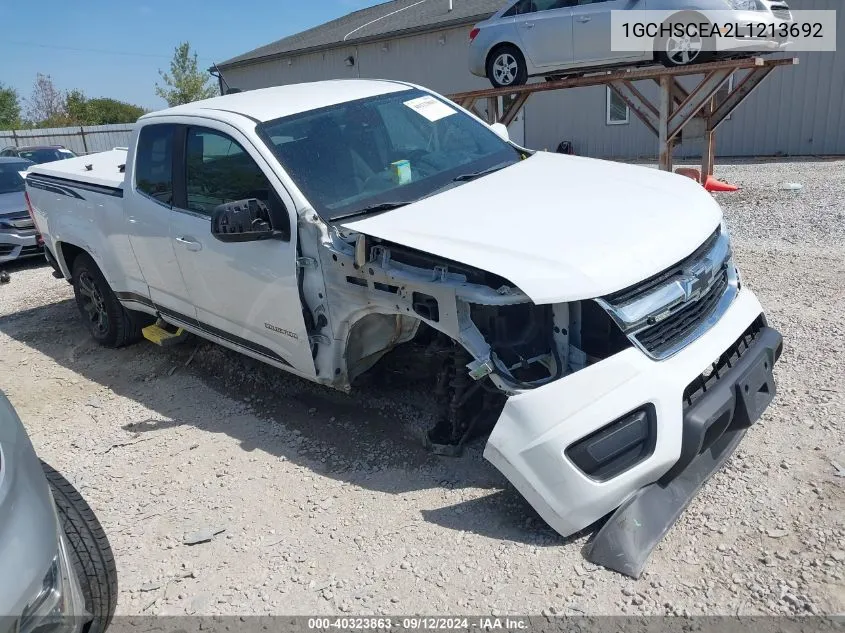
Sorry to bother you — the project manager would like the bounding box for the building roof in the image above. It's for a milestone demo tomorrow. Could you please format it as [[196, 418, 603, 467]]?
[[217, 0, 506, 69], [141, 79, 414, 124]]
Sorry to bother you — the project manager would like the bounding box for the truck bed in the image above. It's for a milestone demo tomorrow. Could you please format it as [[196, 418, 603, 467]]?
[[27, 149, 127, 190]]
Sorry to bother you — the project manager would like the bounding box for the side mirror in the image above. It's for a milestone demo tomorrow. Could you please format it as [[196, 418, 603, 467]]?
[[210, 199, 279, 243], [490, 122, 510, 142]]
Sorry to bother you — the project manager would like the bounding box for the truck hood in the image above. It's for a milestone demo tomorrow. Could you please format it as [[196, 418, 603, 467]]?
[[341, 152, 722, 304]]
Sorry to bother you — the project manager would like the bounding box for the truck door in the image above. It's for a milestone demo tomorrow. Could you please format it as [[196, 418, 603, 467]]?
[[168, 123, 315, 375], [125, 123, 197, 317]]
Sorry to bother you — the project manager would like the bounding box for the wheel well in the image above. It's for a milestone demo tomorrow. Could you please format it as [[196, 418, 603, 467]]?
[[57, 242, 86, 278], [486, 42, 522, 68]]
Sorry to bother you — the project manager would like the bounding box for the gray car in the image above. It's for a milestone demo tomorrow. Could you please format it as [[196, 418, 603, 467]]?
[[469, 0, 792, 87], [0, 392, 117, 633], [0, 158, 42, 266], [0, 146, 77, 165]]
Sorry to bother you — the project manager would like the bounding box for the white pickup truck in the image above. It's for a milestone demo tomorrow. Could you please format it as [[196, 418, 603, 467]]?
[[26, 79, 782, 576]]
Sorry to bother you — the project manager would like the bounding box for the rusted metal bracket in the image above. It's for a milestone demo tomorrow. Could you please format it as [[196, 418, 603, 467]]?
[[709, 66, 777, 130], [448, 57, 798, 178], [609, 80, 658, 135], [500, 93, 530, 127]]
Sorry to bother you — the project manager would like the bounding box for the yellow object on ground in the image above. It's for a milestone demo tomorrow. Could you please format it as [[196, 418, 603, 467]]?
[[142, 323, 188, 347]]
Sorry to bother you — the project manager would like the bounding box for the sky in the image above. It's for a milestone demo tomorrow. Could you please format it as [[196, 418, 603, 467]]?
[[0, 0, 387, 113]]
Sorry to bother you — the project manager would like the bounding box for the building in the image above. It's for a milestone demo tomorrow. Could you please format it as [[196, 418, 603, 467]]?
[[216, 0, 845, 159]]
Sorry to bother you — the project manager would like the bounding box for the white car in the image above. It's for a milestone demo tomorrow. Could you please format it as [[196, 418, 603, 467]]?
[[469, 0, 793, 87], [25, 80, 782, 576]]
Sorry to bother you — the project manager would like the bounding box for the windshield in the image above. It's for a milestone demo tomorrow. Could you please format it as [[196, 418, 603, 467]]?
[[18, 148, 73, 164], [257, 89, 523, 221], [0, 162, 29, 194]]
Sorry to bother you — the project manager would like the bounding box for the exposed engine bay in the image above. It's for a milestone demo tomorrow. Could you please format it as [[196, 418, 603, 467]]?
[[295, 213, 633, 453]]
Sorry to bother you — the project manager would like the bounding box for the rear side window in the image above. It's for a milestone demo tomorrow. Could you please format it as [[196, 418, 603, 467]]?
[[135, 124, 174, 205], [504, 0, 565, 15]]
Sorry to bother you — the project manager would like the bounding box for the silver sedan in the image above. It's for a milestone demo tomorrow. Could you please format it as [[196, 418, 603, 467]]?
[[469, 0, 792, 88]]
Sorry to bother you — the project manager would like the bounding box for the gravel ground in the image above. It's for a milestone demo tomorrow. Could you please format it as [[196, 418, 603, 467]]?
[[0, 158, 842, 617]]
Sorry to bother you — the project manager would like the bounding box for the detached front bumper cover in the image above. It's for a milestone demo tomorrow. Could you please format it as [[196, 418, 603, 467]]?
[[585, 325, 783, 578]]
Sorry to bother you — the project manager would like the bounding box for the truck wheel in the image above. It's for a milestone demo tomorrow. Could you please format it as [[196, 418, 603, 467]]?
[[71, 253, 149, 347], [42, 461, 117, 633]]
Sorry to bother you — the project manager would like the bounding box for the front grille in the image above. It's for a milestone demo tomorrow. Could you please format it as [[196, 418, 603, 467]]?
[[772, 8, 791, 20], [683, 315, 765, 410], [603, 228, 720, 305], [12, 218, 35, 230], [598, 226, 737, 360], [635, 266, 729, 356], [0, 244, 15, 256], [20, 244, 43, 257]]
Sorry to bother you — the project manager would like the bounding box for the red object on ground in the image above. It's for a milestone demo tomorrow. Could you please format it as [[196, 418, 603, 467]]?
[[704, 175, 740, 192]]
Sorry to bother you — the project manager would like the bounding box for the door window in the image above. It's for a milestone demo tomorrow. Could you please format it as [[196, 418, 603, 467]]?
[[504, 0, 567, 15], [185, 127, 272, 215], [135, 124, 174, 205]]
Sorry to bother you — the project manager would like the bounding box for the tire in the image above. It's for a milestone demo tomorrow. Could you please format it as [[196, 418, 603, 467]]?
[[71, 253, 150, 347], [656, 12, 713, 67], [486, 45, 528, 88], [42, 461, 117, 633]]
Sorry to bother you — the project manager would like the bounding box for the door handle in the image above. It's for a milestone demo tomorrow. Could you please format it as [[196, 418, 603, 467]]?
[[523, 22, 535, 28], [576, 16, 592, 22], [176, 236, 202, 252]]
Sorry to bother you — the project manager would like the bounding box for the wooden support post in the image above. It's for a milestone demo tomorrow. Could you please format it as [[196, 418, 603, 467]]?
[[443, 57, 797, 177], [470, 103, 487, 120], [609, 81, 658, 135], [500, 92, 529, 127], [709, 67, 774, 130], [658, 75, 673, 172], [79, 126, 89, 154], [654, 77, 689, 107], [486, 96, 500, 125], [668, 69, 732, 140], [701, 99, 716, 184]]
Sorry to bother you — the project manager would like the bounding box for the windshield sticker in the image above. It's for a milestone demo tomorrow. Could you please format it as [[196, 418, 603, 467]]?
[[403, 96, 456, 122], [391, 160, 412, 185]]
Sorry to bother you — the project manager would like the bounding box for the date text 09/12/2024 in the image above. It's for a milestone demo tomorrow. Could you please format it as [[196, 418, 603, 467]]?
[[307, 617, 529, 630]]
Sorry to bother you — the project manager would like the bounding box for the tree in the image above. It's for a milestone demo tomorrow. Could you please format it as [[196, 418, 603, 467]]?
[[26, 74, 68, 126], [65, 89, 88, 124], [0, 84, 21, 129], [85, 98, 146, 125], [155, 42, 217, 107], [64, 90, 146, 125]]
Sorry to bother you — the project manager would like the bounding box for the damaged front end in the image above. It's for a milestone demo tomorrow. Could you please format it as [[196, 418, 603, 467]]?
[[297, 212, 632, 454], [296, 216, 781, 577]]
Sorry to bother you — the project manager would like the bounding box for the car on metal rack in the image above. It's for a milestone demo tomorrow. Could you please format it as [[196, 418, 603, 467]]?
[[469, 0, 793, 87]]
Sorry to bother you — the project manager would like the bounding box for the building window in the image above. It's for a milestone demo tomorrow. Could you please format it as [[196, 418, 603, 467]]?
[[606, 87, 629, 125]]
